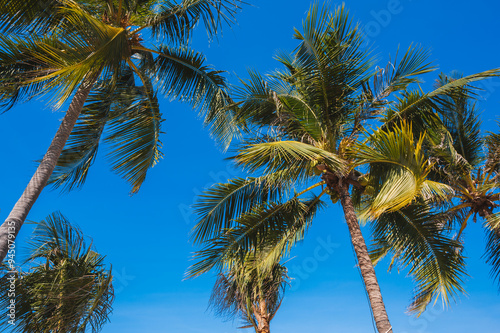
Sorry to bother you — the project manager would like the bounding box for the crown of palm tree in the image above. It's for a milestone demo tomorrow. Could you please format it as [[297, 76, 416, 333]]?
[[187, 3, 500, 323], [0, 0, 243, 192], [0, 0, 245, 266], [0, 212, 113, 332]]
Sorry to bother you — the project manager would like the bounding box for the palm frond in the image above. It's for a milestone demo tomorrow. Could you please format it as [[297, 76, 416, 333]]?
[[382, 68, 500, 130], [188, 195, 325, 277], [209, 253, 289, 328], [484, 217, 500, 288], [27, 212, 86, 261], [0, 4, 130, 108], [0, 0, 63, 34], [353, 121, 438, 218], [291, 3, 374, 139], [234, 140, 346, 176], [191, 171, 297, 244], [485, 123, 500, 174], [48, 79, 116, 191], [419, 180, 454, 203], [145, 0, 242, 41], [370, 204, 467, 315], [104, 65, 163, 194], [0, 33, 62, 112], [421, 122, 478, 191], [146, 44, 239, 147], [233, 70, 325, 144], [0, 212, 114, 332], [432, 72, 483, 167], [347, 45, 435, 137]]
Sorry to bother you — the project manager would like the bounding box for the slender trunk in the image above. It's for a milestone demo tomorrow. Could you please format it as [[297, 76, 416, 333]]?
[[0, 77, 96, 263], [338, 183, 392, 333], [252, 300, 271, 333]]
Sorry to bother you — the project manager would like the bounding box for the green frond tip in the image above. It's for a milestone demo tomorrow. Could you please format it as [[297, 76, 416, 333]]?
[[191, 173, 290, 244], [484, 214, 500, 287], [382, 67, 500, 129], [147, 0, 244, 42]]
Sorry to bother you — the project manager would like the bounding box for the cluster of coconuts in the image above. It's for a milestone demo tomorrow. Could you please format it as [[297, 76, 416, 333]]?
[[325, 187, 340, 203], [311, 157, 326, 176], [311, 159, 338, 202], [311, 158, 376, 203], [358, 175, 375, 195]]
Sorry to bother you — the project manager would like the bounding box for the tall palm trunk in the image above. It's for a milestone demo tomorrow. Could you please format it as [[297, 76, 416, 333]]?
[[0, 77, 97, 263], [338, 183, 392, 333], [252, 300, 271, 333]]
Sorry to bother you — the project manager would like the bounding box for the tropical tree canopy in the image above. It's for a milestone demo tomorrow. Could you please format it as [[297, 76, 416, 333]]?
[[0, 0, 244, 265], [371, 72, 500, 308], [187, 4, 500, 328], [0, 212, 113, 332], [0, 0, 243, 193]]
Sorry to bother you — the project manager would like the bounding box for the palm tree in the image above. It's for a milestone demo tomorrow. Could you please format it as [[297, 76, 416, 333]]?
[[0, 0, 243, 262], [187, 4, 500, 332], [369, 72, 500, 312], [208, 250, 289, 333], [0, 212, 113, 332]]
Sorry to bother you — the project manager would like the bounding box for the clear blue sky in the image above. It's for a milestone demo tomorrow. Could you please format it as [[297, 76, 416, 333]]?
[[1, 1, 500, 332]]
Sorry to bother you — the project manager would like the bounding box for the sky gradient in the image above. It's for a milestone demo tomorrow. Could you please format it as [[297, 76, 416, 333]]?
[[1, 0, 500, 332]]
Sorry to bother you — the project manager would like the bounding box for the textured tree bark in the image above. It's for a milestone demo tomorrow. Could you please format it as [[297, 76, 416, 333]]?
[[253, 300, 271, 333], [0, 77, 96, 263], [257, 326, 270, 333], [338, 183, 392, 333]]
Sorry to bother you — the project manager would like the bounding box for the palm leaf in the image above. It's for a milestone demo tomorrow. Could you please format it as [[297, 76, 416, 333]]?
[[48, 80, 116, 191], [104, 68, 163, 194], [0, 212, 114, 332], [0, 0, 63, 34], [485, 124, 500, 174], [352, 121, 446, 218], [234, 69, 328, 143], [370, 204, 467, 314], [188, 195, 325, 277], [0, 4, 130, 108], [355, 45, 435, 120], [234, 140, 346, 176], [432, 72, 483, 167], [146, 44, 239, 147], [484, 218, 500, 288], [192, 172, 294, 244], [382, 68, 500, 129], [209, 253, 288, 329], [145, 0, 242, 41]]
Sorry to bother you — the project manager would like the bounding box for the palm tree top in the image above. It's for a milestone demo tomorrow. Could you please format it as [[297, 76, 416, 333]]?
[[0, 212, 114, 332], [0, 0, 245, 193], [188, 3, 500, 320]]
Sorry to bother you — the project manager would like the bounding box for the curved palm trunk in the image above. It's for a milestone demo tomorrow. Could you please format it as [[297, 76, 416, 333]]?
[[338, 184, 392, 333], [0, 78, 97, 263]]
